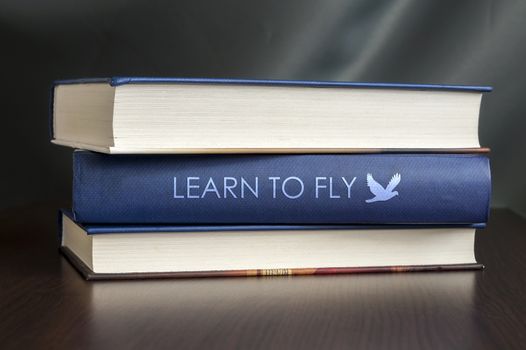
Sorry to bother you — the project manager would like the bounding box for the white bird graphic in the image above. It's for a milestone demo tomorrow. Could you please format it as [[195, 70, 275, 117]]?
[[365, 173, 401, 203]]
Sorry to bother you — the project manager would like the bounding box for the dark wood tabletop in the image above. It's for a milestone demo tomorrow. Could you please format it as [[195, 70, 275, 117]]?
[[1, 205, 525, 350]]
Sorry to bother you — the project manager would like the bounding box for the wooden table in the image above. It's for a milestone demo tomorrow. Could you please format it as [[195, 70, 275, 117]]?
[[1, 206, 525, 349]]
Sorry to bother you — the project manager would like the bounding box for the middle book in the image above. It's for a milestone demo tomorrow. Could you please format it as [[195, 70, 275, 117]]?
[[71, 151, 490, 225]]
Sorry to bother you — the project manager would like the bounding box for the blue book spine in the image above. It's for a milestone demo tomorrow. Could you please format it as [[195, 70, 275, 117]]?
[[72, 152, 491, 225]]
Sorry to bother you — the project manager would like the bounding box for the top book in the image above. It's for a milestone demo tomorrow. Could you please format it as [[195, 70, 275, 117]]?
[[51, 77, 491, 154]]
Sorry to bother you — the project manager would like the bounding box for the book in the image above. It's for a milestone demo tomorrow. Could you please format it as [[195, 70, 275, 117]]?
[[51, 77, 491, 154], [59, 212, 483, 280], [71, 151, 491, 225]]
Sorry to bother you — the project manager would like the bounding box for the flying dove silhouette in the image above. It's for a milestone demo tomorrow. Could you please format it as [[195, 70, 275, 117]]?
[[365, 173, 401, 203]]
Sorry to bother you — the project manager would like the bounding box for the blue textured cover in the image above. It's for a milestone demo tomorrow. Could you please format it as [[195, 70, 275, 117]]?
[[72, 152, 491, 225], [61, 210, 484, 235], [53, 76, 492, 92]]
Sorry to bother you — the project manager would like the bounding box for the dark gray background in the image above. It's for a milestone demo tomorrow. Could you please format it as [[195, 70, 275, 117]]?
[[1, 0, 524, 216]]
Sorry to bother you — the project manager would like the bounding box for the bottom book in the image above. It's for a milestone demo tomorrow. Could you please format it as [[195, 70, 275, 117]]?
[[59, 212, 483, 280]]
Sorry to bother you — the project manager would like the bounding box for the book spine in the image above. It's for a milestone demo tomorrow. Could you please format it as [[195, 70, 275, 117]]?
[[72, 152, 491, 224]]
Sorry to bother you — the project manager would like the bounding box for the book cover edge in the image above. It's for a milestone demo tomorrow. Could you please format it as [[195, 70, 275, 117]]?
[[52, 77, 493, 92], [59, 246, 484, 281], [60, 211, 487, 234], [53, 140, 491, 154]]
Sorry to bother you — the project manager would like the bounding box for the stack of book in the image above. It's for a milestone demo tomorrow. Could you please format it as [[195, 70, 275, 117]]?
[[51, 77, 492, 279]]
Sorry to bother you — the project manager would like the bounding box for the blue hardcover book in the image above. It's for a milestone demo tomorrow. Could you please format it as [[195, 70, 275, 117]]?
[[72, 151, 491, 225], [59, 211, 483, 279], [51, 77, 491, 154]]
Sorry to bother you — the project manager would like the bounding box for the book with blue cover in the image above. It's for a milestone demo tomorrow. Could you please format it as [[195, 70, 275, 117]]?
[[71, 151, 491, 225], [59, 211, 482, 279], [51, 77, 491, 154]]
